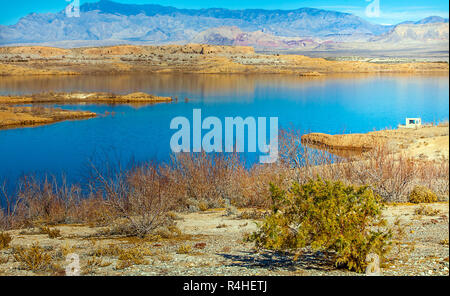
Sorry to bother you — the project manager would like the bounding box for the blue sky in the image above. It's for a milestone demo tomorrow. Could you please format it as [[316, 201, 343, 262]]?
[[1, 0, 448, 25]]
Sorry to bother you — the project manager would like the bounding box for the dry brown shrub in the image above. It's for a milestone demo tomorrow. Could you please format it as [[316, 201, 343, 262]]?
[[167, 152, 245, 209], [13, 243, 53, 271], [88, 162, 174, 237], [0, 232, 12, 249], [39, 226, 61, 238], [414, 205, 441, 216]]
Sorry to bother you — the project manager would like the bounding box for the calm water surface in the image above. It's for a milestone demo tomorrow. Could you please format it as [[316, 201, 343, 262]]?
[[0, 73, 448, 187]]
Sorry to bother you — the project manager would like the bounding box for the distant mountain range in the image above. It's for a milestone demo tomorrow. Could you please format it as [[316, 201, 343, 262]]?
[[191, 27, 322, 50], [399, 16, 449, 25], [0, 0, 448, 53], [371, 22, 449, 43], [191, 22, 449, 51]]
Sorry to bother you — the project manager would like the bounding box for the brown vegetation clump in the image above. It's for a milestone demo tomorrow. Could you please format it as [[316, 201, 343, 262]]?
[[176, 245, 192, 254], [115, 246, 152, 269], [90, 243, 152, 270], [408, 186, 438, 203], [0, 105, 96, 130], [13, 243, 53, 271], [414, 205, 441, 216], [39, 226, 61, 239], [0, 232, 12, 249]]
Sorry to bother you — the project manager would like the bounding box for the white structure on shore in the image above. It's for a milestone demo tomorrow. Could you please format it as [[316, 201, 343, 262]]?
[[399, 118, 422, 129]]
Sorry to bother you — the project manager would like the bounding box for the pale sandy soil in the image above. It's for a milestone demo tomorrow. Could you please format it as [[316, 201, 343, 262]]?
[[0, 45, 448, 76], [0, 62, 76, 76], [0, 204, 448, 276], [403, 135, 449, 160], [302, 124, 449, 161]]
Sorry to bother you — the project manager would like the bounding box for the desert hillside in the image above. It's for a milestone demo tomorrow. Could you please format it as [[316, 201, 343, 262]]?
[[0, 44, 448, 76]]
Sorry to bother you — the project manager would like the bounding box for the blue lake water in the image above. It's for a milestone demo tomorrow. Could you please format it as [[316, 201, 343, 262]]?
[[0, 73, 448, 188]]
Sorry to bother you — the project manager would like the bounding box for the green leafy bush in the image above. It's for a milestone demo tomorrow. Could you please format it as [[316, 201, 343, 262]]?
[[408, 186, 438, 203], [248, 178, 392, 273]]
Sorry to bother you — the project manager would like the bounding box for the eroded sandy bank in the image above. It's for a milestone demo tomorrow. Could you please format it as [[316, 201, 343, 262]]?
[[301, 123, 449, 160]]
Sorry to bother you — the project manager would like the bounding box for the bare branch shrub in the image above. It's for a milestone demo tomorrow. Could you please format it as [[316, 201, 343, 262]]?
[[88, 162, 174, 237], [344, 145, 415, 202]]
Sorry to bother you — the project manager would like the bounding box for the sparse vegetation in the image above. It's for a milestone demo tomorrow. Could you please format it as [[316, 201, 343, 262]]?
[[116, 245, 152, 269], [157, 253, 173, 262], [414, 205, 441, 216], [39, 226, 61, 238], [92, 244, 123, 257], [59, 243, 76, 257], [86, 256, 112, 268]]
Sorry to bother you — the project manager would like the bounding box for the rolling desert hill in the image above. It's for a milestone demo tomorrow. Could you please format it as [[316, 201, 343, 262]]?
[[370, 22, 449, 43]]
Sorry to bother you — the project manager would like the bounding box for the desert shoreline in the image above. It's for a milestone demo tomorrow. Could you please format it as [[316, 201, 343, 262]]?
[[0, 106, 97, 131], [0, 45, 448, 76], [302, 123, 450, 161], [0, 92, 173, 130]]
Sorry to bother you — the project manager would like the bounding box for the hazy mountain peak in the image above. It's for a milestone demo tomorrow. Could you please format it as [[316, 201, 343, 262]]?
[[0, 0, 445, 48], [400, 16, 449, 25]]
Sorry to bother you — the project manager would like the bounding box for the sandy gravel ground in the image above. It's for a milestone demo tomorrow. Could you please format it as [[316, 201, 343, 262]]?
[[0, 203, 448, 276]]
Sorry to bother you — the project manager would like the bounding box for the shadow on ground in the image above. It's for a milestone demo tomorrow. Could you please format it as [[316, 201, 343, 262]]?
[[218, 250, 336, 272]]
